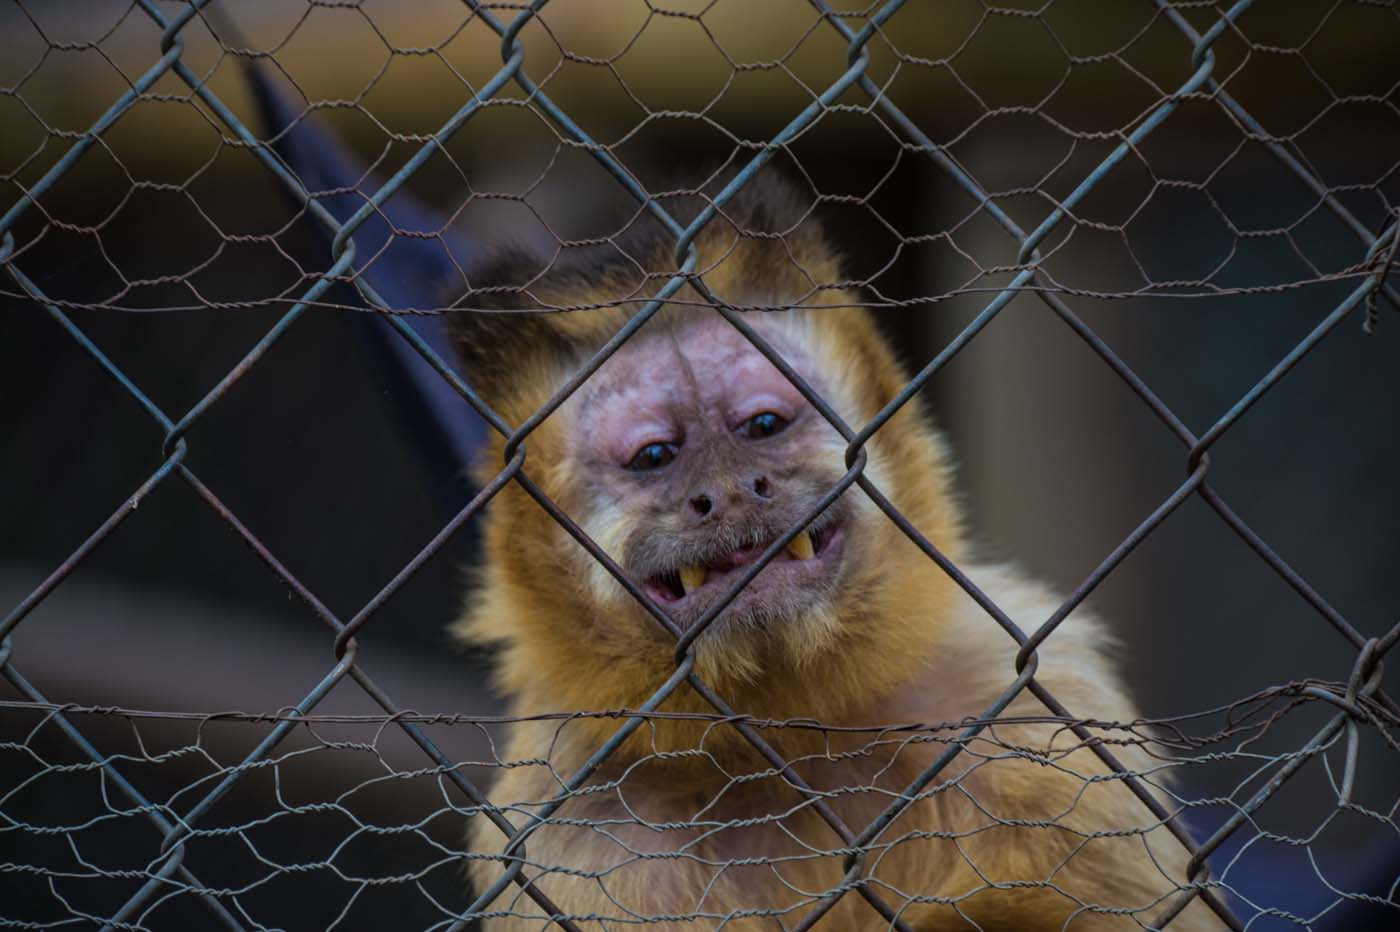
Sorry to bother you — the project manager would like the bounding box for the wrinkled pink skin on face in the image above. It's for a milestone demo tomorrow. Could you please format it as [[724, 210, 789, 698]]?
[[567, 316, 851, 628], [578, 319, 811, 468]]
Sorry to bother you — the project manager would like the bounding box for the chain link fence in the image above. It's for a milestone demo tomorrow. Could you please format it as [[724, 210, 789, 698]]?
[[2, 1, 1398, 929]]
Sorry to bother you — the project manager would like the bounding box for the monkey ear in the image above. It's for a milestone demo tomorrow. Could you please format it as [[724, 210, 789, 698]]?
[[441, 241, 640, 420], [441, 246, 576, 417]]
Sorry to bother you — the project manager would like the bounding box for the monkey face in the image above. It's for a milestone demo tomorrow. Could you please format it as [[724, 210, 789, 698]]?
[[565, 312, 859, 639], [453, 181, 963, 718], [458, 296, 961, 708]]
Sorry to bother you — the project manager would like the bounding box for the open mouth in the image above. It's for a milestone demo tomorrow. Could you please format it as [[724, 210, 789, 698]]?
[[643, 522, 844, 606]]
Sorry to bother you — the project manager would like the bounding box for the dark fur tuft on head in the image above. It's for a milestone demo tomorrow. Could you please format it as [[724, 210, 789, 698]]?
[[443, 167, 839, 418]]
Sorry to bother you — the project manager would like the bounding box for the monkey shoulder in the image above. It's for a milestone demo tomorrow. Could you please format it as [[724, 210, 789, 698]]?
[[904, 561, 1136, 729]]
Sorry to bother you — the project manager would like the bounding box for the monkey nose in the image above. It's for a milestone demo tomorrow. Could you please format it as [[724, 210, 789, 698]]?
[[689, 493, 713, 517]]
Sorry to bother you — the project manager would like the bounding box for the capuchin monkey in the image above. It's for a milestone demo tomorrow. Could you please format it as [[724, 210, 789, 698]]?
[[446, 174, 1221, 930]]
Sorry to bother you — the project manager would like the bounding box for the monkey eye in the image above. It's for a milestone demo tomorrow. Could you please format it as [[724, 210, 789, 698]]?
[[626, 441, 677, 471], [737, 411, 789, 439]]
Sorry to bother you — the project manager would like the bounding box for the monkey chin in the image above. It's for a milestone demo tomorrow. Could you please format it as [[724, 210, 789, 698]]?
[[632, 518, 852, 686]]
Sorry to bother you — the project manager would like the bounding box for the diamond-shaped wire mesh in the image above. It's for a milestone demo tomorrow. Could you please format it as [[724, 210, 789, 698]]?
[[2, 1, 1398, 930]]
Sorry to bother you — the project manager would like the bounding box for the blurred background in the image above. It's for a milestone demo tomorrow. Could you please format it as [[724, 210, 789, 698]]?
[[2, 1, 1398, 929]]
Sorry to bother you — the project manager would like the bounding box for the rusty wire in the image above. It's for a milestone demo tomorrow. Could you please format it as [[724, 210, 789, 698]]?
[[2, 1, 1399, 930]]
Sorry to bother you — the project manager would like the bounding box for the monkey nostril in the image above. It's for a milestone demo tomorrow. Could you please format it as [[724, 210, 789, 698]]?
[[752, 476, 771, 498], [689, 494, 713, 516]]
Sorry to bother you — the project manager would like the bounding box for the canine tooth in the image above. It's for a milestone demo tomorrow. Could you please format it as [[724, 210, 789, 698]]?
[[679, 565, 706, 595], [786, 531, 816, 561]]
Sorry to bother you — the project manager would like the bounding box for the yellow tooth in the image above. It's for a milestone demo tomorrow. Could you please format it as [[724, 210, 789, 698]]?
[[786, 531, 816, 561], [679, 565, 706, 595]]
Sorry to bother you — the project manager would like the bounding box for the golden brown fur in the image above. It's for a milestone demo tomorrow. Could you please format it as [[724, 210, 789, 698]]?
[[446, 178, 1220, 930]]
